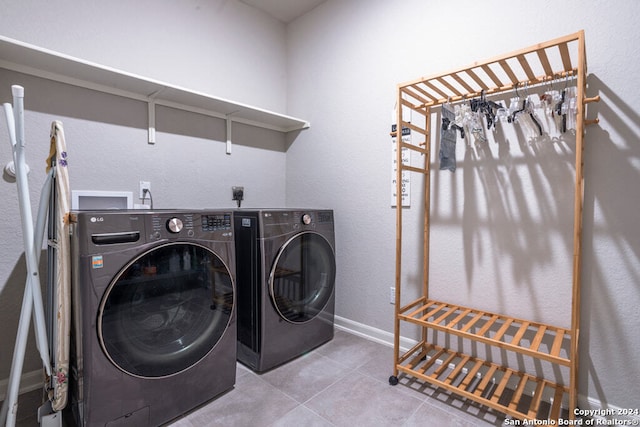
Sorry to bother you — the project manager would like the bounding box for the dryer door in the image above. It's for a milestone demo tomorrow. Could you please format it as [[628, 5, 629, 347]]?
[[269, 231, 336, 323], [98, 242, 233, 378]]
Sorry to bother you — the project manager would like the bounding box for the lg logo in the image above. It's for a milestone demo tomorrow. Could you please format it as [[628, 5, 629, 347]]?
[[90, 217, 104, 223]]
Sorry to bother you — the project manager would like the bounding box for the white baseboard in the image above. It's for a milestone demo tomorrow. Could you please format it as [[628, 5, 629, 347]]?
[[335, 315, 640, 423], [576, 395, 640, 423], [334, 315, 417, 351], [0, 369, 43, 401]]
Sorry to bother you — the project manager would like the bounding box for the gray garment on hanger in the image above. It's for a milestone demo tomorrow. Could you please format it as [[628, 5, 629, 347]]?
[[439, 104, 457, 172]]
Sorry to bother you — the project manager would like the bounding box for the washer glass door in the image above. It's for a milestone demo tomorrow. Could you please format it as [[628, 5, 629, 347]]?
[[269, 232, 335, 323], [98, 243, 233, 378]]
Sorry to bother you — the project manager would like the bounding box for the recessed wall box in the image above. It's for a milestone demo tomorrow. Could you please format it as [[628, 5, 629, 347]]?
[[71, 190, 133, 210]]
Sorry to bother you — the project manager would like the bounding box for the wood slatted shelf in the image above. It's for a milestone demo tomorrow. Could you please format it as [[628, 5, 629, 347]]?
[[396, 342, 570, 421], [390, 31, 598, 422], [398, 297, 571, 366], [399, 32, 581, 109]]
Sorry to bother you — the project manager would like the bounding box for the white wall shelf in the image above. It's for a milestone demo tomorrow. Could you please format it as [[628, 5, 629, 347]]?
[[0, 36, 310, 150]]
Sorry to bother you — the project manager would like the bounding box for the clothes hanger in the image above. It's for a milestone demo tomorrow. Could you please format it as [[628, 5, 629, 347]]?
[[554, 76, 568, 132], [528, 104, 543, 136], [508, 87, 526, 124], [470, 90, 503, 129], [442, 99, 465, 139]]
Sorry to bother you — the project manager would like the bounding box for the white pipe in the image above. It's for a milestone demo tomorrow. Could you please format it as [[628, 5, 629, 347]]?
[[2, 103, 18, 180], [0, 276, 35, 427], [11, 85, 51, 375], [0, 180, 51, 425], [0, 103, 19, 427], [2, 103, 16, 147], [0, 86, 54, 427], [35, 170, 54, 285], [35, 169, 54, 357], [32, 169, 54, 355], [0, 166, 55, 427]]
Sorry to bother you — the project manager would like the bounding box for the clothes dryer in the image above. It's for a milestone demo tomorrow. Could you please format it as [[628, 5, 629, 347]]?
[[234, 209, 335, 372], [69, 210, 236, 427]]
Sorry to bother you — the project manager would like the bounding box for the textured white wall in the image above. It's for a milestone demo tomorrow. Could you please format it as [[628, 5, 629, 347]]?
[[286, 0, 640, 411], [0, 0, 289, 382], [1, 0, 639, 415], [0, 0, 288, 111]]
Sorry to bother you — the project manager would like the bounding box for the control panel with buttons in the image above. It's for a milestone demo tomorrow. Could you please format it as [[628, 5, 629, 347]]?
[[202, 214, 232, 231], [146, 212, 232, 241]]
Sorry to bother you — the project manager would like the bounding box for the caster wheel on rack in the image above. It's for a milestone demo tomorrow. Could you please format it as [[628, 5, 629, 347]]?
[[388, 375, 399, 386]]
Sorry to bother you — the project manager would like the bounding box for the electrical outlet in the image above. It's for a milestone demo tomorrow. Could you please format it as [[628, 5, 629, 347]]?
[[232, 186, 244, 201], [232, 186, 244, 208], [139, 181, 151, 199], [390, 287, 395, 304]]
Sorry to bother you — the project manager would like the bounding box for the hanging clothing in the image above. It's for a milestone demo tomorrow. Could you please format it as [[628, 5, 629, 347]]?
[[439, 104, 458, 172]]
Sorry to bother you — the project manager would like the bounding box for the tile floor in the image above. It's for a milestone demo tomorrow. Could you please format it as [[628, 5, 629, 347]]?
[[4, 330, 507, 426], [168, 330, 506, 427]]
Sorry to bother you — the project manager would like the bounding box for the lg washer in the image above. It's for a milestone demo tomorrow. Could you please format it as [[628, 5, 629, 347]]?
[[234, 209, 336, 372], [69, 210, 236, 426]]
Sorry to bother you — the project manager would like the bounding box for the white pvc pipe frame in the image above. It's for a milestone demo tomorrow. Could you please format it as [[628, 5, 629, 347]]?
[[0, 86, 53, 427]]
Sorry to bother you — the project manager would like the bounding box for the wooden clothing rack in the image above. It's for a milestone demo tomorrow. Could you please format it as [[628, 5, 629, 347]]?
[[389, 31, 599, 421]]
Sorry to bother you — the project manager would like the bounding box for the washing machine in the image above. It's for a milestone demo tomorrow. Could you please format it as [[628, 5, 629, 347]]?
[[69, 210, 236, 427], [233, 209, 336, 372]]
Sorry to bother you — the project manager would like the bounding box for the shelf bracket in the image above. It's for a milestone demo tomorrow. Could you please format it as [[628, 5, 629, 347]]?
[[148, 100, 156, 144], [226, 115, 232, 155], [147, 89, 164, 145], [225, 111, 240, 155]]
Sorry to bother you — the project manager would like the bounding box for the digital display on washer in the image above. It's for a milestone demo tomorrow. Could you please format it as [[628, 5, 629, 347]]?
[[318, 212, 332, 223], [202, 214, 232, 231]]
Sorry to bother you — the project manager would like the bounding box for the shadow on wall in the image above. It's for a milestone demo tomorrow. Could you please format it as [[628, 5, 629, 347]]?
[[463, 108, 575, 316], [0, 70, 145, 130], [424, 73, 640, 400], [0, 250, 48, 382], [429, 84, 578, 320], [393, 77, 580, 362], [579, 74, 640, 407], [0, 68, 288, 152]]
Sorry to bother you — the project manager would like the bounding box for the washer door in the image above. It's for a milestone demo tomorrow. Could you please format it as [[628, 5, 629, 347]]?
[[269, 231, 335, 324], [98, 242, 233, 378]]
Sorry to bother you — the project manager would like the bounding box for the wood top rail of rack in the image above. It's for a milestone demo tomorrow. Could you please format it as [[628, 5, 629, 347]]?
[[389, 30, 599, 422]]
